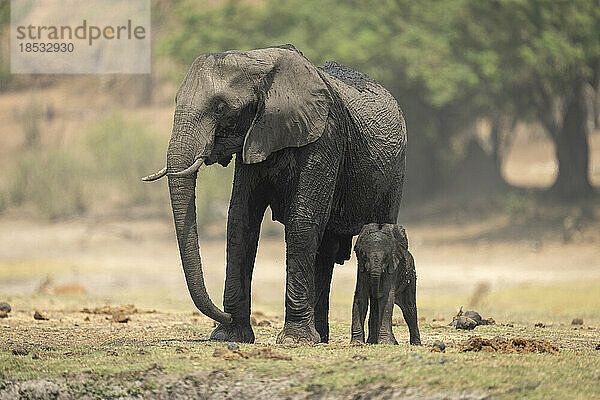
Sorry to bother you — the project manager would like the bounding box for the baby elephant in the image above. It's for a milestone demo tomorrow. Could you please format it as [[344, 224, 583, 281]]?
[[351, 223, 421, 345]]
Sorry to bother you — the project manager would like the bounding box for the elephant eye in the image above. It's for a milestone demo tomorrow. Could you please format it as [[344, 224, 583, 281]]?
[[214, 101, 228, 115]]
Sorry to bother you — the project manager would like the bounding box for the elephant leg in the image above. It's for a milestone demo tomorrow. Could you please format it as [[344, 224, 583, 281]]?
[[277, 147, 342, 344], [314, 233, 338, 343], [396, 282, 421, 345], [350, 270, 368, 344], [210, 162, 267, 343], [377, 285, 398, 345], [366, 296, 379, 344]]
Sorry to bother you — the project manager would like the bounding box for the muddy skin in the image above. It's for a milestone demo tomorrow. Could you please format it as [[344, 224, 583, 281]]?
[[351, 224, 421, 345], [144, 44, 407, 344]]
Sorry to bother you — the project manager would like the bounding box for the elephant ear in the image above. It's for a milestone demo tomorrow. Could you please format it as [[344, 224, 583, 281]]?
[[242, 46, 332, 164]]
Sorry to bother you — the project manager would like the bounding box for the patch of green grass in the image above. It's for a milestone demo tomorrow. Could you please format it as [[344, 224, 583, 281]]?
[[2, 280, 600, 398], [2, 323, 599, 398]]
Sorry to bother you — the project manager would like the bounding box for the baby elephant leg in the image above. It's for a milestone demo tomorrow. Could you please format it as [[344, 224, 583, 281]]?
[[377, 286, 398, 345], [396, 281, 421, 345], [350, 273, 368, 344]]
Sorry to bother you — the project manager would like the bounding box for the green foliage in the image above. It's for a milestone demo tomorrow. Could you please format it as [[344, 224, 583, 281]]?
[[501, 191, 534, 219], [85, 113, 166, 205], [4, 113, 169, 219], [9, 149, 88, 219], [18, 100, 43, 148], [196, 163, 234, 231], [159, 0, 600, 200]]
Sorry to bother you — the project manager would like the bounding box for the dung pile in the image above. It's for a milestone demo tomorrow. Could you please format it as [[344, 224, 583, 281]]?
[[460, 336, 559, 354]]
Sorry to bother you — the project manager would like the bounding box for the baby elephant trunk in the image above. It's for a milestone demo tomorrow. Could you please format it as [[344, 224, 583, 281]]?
[[369, 270, 384, 299]]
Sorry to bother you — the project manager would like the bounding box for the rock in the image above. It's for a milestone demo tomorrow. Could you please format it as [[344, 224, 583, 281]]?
[[175, 346, 186, 354], [351, 355, 367, 361], [0, 302, 11, 313], [455, 316, 478, 330], [0, 311, 8, 319], [431, 340, 446, 352], [595, 344, 600, 350], [112, 314, 129, 323], [227, 342, 240, 351], [535, 322, 545, 328], [12, 346, 29, 356], [257, 320, 271, 327], [32, 353, 40, 360], [571, 318, 583, 326], [33, 311, 49, 320]]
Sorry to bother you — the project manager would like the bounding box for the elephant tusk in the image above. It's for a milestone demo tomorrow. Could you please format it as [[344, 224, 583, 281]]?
[[168, 157, 205, 178], [141, 167, 167, 182]]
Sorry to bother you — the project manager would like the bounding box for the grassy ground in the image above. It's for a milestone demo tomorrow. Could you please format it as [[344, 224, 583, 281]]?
[[1, 281, 599, 399]]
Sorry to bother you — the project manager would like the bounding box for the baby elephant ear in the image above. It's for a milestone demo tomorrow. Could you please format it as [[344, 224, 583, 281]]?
[[391, 225, 408, 249], [242, 47, 332, 163]]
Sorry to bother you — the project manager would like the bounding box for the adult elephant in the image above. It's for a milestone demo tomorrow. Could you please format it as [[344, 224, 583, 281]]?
[[143, 45, 407, 344]]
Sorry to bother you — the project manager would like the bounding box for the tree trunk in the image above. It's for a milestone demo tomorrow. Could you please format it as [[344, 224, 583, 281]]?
[[551, 82, 594, 200]]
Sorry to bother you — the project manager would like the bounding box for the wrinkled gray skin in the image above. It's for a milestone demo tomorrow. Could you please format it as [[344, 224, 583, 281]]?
[[144, 45, 407, 344], [351, 224, 420, 345]]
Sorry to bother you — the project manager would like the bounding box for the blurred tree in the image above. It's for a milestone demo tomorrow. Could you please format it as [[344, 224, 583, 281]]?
[[460, 0, 599, 200], [159, 0, 599, 202]]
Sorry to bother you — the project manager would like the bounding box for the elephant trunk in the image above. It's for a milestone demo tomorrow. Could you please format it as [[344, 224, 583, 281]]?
[[369, 270, 383, 299], [167, 119, 232, 325]]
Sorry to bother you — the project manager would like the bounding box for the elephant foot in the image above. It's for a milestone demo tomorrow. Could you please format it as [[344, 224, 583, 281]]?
[[410, 336, 422, 346], [210, 322, 255, 343], [276, 321, 320, 344], [377, 335, 398, 345], [315, 321, 329, 343], [350, 337, 365, 345]]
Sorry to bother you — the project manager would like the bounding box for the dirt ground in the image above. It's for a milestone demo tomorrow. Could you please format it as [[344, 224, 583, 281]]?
[[1, 199, 600, 398]]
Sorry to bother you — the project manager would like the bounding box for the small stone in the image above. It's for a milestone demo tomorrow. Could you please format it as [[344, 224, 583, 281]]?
[[431, 340, 446, 352], [226, 342, 240, 351], [571, 318, 583, 326], [534, 322, 545, 328], [175, 346, 186, 354], [257, 320, 271, 327], [32, 353, 40, 360], [12, 346, 28, 356], [0, 302, 11, 313], [595, 344, 600, 350], [455, 316, 478, 330], [33, 311, 49, 320], [351, 354, 367, 361], [106, 350, 118, 356], [0, 311, 8, 319], [112, 314, 129, 323]]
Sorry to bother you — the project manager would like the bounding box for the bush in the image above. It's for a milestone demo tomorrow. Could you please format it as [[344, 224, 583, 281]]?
[[85, 112, 166, 205], [196, 163, 234, 230], [9, 149, 88, 219], [501, 191, 534, 219]]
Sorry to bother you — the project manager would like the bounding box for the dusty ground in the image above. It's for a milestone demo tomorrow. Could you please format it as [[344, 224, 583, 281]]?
[[1, 201, 600, 398]]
